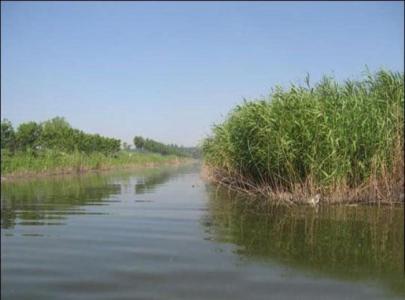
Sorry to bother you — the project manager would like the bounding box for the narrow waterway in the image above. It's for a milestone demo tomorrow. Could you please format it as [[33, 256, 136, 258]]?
[[1, 163, 404, 300]]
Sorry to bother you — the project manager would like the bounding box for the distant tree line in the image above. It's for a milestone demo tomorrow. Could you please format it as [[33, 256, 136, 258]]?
[[1, 117, 121, 156], [133, 136, 201, 158]]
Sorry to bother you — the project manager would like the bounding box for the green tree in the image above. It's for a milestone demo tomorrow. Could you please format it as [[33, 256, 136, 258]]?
[[40, 117, 72, 150], [122, 142, 131, 151], [133, 136, 145, 150], [15, 121, 42, 151], [1, 119, 16, 151]]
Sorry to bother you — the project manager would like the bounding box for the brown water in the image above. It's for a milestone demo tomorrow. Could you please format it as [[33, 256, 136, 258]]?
[[1, 163, 404, 300]]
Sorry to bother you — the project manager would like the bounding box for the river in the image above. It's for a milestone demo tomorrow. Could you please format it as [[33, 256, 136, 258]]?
[[1, 163, 404, 299]]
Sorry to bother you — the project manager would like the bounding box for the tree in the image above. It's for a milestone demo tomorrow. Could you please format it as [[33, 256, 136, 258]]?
[[15, 121, 42, 151], [122, 142, 131, 151], [0, 117, 122, 156], [133, 136, 145, 150], [1, 119, 15, 151], [40, 117, 72, 150]]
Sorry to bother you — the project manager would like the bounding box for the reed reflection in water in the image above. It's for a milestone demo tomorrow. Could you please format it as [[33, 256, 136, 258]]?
[[203, 186, 405, 297]]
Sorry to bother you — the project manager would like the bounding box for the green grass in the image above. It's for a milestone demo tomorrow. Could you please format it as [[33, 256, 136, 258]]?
[[1, 149, 182, 177], [202, 69, 404, 202]]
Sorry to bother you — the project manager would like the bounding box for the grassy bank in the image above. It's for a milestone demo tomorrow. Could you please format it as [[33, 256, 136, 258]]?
[[1, 149, 186, 180], [202, 69, 404, 205]]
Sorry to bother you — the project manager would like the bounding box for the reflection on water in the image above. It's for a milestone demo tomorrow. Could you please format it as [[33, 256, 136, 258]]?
[[1, 164, 196, 229], [1, 163, 404, 300], [135, 169, 176, 195], [203, 186, 405, 297], [1, 175, 120, 229]]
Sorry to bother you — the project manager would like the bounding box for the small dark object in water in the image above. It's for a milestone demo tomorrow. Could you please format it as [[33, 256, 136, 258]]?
[[135, 200, 152, 203]]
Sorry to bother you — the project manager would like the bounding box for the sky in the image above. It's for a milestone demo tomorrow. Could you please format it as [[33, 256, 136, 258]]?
[[1, 1, 404, 147]]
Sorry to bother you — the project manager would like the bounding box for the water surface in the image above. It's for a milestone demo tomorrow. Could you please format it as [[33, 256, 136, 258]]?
[[1, 164, 404, 299]]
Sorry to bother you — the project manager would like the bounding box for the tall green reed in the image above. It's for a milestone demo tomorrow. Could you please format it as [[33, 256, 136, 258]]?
[[203, 69, 404, 194]]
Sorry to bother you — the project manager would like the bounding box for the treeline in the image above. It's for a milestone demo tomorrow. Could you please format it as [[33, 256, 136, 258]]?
[[133, 136, 201, 158], [1, 117, 201, 160], [1, 117, 121, 156]]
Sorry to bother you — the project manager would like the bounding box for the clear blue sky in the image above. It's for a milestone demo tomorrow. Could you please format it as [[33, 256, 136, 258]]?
[[1, 1, 403, 147]]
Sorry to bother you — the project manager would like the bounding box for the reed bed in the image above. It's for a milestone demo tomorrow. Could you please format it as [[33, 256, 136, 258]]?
[[202, 69, 404, 205]]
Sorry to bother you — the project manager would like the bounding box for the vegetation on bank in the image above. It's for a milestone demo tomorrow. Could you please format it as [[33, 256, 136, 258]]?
[[1, 150, 180, 178], [133, 136, 201, 158], [1, 117, 120, 155], [202, 69, 404, 204], [0, 117, 188, 178]]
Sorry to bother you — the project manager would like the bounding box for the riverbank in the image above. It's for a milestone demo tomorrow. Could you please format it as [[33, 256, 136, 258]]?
[[1, 150, 192, 181], [202, 70, 404, 205]]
